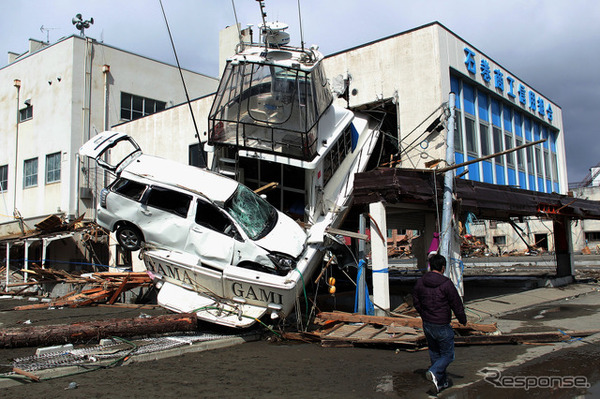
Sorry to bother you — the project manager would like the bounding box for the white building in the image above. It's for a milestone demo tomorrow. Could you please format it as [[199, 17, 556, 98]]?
[[0, 34, 218, 234], [571, 163, 600, 252]]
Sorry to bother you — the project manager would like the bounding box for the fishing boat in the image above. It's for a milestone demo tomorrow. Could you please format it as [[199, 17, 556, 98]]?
[[141, 8, 380, 328]]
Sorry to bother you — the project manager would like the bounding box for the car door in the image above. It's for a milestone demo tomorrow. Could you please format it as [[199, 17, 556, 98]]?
[[185, 198, 238, 269], [137, 185, 193, 251]]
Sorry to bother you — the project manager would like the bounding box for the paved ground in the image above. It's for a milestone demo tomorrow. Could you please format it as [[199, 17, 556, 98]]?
[[0, 280, 599, 398]]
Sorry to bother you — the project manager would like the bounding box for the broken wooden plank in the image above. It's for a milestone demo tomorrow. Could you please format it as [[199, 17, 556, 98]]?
[[455, 330, 600, 345], [316, 312, 497, 333], [108, 275, 130, 305], [0, 313, 198, 348], [13, 367, 41, 382]]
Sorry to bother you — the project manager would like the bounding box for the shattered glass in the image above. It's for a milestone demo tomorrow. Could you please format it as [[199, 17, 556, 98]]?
[[225, 185, 277, 240]]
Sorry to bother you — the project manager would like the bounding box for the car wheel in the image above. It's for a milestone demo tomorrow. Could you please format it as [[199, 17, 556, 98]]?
[[116, 225, 143, 251]]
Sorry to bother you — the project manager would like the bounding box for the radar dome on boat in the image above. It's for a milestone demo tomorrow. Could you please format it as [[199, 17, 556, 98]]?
[[260, 21, 290, 47]]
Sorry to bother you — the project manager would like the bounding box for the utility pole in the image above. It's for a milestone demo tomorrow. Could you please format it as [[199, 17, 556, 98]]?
[[439, 93, 462, 294]]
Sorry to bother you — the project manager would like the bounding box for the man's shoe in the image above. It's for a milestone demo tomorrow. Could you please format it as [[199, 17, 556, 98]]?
[[426, 370, 439, 392], [439, 378, 453, 391]]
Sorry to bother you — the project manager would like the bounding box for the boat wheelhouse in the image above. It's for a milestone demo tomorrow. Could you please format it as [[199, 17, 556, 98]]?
[[207, 22, 379, 229]]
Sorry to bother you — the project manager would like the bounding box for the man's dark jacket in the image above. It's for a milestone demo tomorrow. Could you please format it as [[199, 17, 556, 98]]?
[[412, 271, 467, 325]]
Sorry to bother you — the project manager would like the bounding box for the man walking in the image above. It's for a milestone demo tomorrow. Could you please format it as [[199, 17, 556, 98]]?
[[412, 254, 467, 393]]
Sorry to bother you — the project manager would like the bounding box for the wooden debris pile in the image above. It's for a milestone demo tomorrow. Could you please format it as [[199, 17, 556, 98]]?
[[11, 270, 152, 310], [387, 230, 413, 258], [460, 234, 490, 257], [284, 306, 600, 349], [283, 311, 497, 349]]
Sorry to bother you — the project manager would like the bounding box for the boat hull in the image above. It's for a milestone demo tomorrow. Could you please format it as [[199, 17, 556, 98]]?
[[144, 245, 323, 328]]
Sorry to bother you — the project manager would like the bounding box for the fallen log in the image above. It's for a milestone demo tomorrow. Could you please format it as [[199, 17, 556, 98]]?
[[0, 313, 198, 348]]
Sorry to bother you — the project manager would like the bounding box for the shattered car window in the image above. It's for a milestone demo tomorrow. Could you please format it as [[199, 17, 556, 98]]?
[[225, 185, 277, 240]]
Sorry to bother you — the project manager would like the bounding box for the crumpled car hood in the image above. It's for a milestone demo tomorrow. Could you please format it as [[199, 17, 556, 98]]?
[[255, 212, 306, 257]]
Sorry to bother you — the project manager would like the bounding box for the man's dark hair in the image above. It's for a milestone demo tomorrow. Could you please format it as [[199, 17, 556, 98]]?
[[429, 254, 446, 272]]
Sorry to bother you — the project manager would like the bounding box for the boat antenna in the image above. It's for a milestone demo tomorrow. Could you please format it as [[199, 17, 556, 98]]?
[[297, 0, 305, 52], [231, 0, 244, 50], [158, 0, 205, 167], [257, 0, 269, 51]]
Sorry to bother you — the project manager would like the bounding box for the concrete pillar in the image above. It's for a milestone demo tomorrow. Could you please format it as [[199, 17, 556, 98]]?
[[369, 201, 390, 316], [553, 216, 574, 277], [356, 213, 367, 314], [42, 238, 48, 269]]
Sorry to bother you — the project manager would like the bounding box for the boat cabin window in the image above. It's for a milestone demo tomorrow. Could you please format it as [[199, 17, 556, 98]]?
[[322, 124, 355, 185], [239, 157, 306, 221], [209, 61, 333, 161]]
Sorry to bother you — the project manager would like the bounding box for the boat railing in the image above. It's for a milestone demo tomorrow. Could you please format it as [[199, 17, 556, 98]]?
[[210, 118, 318, 161]]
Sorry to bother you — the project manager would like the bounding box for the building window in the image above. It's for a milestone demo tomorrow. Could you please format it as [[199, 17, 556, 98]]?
[[24, 158, 38, 188], [505, 134, 514, 168], [543, 150, 551, 179], [515, 137, 525, 171], [535, 146, 542, 177], [493, 235, 506, 246], [120, 92, 166, 121], [492, 127, 503, 165], [465, 117, 477, 156], [454, 113, 463, 152], [19, 106, 33, 122], [0, 165, 7, 192], [46, 152, 61, 183], [585, 231, 600, 242], [526, 144, 534, 174], [188, 143, 207, 168], [552, 153, 559, 182], [479, 123, 490, 156]]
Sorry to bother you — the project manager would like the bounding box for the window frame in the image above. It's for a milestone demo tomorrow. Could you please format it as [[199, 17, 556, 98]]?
[[120, 92, 166, 121], [0, 164, 7, 192], [23, 158, 38, 188], [464, 116, 477, 156], [19, 106, 33, 122], [45, 152, 61, 184]]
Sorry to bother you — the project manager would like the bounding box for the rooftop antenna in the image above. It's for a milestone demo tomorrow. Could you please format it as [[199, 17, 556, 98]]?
[[72, 13, 94, 37], [40, 25, 58, 43]]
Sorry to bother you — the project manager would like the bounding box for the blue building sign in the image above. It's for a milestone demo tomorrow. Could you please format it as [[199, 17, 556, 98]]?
[[463, 47, 553, 123]]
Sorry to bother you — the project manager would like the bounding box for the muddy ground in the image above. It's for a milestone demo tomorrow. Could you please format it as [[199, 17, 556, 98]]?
[[1, 275, 599, 398]]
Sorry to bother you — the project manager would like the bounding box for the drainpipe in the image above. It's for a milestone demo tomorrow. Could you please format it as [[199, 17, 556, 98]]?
[[78, 37, 94, 220], [13, 79, 21, 225], [5, 242, 9, 288], [102, 64, 110, 190], [439, 93, 458, 289]]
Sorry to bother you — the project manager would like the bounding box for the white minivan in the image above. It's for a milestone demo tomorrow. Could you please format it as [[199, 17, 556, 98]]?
[[79, 131, 307, 276]]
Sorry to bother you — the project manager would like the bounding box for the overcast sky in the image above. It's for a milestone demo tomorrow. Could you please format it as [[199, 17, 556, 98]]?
[[1, 0, 598, 184]]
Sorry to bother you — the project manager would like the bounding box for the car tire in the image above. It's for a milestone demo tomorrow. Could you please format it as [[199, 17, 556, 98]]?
[[116, 225, 143, 252]]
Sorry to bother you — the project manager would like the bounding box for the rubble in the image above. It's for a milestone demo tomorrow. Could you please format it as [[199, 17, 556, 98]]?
[[9, 269, 152, 310]]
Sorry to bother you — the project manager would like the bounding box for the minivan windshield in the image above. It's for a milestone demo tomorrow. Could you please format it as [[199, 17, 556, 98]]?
[[224, 185, 277, 240]]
